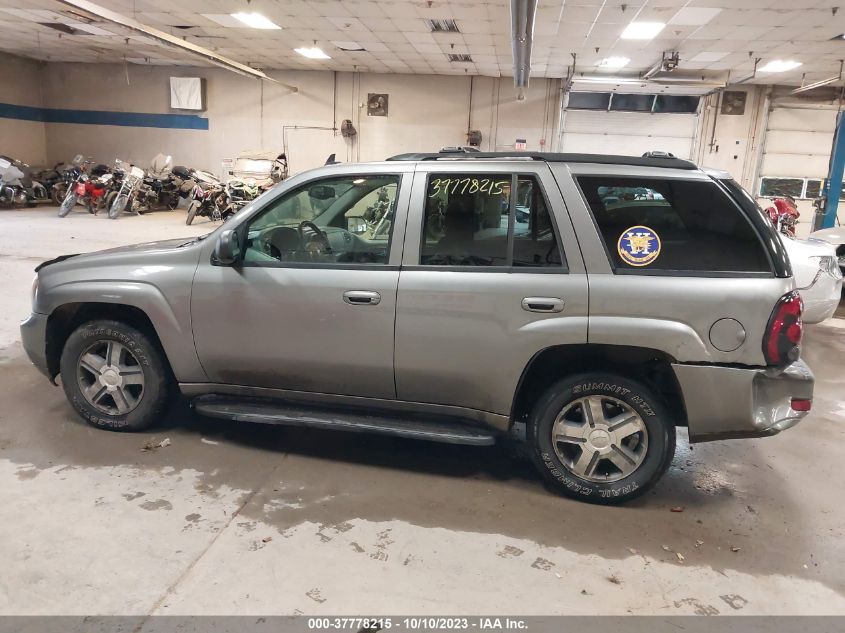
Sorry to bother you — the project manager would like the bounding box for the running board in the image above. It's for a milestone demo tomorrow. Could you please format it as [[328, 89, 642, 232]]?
[[191, 395, 497, 446]]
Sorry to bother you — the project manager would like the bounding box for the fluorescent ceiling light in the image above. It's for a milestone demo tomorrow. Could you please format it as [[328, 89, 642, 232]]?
[[758, 60, 802, 73], [230, 12, 280, 30], [621, 22, 665, 40], [295, 47, 331, 59], [599, 56, 630, 69], [668, 7, 721, 26]]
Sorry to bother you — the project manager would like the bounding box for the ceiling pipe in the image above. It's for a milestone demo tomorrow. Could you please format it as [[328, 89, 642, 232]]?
[[731, 58, 761, 85], [510, 0, 538, 100], [791, 61, 843, 94], [54, 0, 297, 90], [572, 76, 726, 89]]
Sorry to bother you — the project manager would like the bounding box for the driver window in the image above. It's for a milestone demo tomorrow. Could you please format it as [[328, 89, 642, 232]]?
[[244, 175, 400, 265]]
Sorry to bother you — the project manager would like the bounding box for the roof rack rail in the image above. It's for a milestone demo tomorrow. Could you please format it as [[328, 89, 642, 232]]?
[[385, 151, 698, 170]]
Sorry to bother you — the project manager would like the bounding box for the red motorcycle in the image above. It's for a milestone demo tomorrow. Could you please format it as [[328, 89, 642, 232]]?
[[764, 196, 800, 237], [58, 161, 111, 217]]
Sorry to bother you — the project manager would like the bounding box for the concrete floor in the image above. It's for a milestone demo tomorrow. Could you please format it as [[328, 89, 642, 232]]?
[[1, 207, 845, 615]]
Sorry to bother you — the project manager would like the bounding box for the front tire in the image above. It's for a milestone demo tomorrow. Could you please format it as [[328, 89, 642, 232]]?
[[59, 320, 171, 431], [528, 373, 675, 505], [58, 191, 77, 217], [186, 202, 198, 225], [109, 194, 128, 219]]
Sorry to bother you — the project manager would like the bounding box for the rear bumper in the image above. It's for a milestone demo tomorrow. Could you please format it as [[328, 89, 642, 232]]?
[[673, 359, 814, 443], [20, 312, 51, 379]]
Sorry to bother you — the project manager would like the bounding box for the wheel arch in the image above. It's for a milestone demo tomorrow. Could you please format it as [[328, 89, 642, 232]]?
[[40, 281, 205, 383], [46, 302, 170, 381], [510, 343, 688, 430]]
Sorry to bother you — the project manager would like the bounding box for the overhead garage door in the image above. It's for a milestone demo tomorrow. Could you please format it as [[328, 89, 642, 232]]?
[[560, 109, 698, 159], [760, 105, 836, 181]]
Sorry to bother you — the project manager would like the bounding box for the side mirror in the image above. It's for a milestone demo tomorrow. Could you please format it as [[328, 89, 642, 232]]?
[[215, 229, 241, 265]]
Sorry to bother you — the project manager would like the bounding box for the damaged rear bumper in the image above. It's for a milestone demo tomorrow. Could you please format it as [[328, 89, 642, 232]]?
[[672, 359, 814, 443]]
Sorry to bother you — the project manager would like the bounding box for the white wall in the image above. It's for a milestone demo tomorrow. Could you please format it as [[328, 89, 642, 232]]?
[[0, 54, 47, 166], [39, 63, 560, 178], [693, 86, 768, 190]]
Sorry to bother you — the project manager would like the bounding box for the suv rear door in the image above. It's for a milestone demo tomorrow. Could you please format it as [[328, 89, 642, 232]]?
[[393, 161, 589, 422]]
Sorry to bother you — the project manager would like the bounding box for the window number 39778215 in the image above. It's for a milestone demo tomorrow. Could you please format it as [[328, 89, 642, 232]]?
[[429, 178, 507, 197]]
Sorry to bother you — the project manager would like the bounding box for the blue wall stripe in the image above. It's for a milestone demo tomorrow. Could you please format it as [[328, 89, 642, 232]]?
[[0, 102, 209, 130]]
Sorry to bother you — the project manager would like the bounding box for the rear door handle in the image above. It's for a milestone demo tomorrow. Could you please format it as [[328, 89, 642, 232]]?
[[522, 297, 564, 313], [343, 290, 381, 306]]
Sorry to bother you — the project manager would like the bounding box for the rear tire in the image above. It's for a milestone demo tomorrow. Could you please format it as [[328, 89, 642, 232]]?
[[58, 192, 77, 217], [528, 373, 675, 505], [52, 186, 66, 206], [59, 319, 171, 432]]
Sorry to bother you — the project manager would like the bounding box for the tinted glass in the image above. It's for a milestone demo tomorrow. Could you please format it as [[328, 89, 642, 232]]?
[[244, 175, 399, 265], [805, 179, 821, 199], [760, 177, 803, 198], [578, 176, 771, 274], [513, 176, 564, 268], [653, 95, 700, 113], [568, 92, 611, 110], [610, 93, 654, 112], [421, 174, 510, 266]]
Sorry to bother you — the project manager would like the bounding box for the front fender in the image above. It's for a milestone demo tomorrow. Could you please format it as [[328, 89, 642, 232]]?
[[39, 280, 207, 383]]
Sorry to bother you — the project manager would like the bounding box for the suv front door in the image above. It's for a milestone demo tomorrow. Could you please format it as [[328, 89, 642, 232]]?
[[190, 165, 412, 399], [394, 162, 589, 421]]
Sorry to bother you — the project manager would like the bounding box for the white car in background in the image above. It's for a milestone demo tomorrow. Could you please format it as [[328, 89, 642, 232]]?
[[810, 226, 845, 277], [780, 235, 842, 323]]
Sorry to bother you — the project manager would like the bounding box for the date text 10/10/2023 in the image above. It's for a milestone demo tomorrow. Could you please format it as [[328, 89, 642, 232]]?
[[307, 617, 528, 630]]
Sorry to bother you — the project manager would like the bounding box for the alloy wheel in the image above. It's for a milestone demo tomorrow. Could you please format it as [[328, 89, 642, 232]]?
[[76, 340, 145, 415], [551, 395, 648, 483]]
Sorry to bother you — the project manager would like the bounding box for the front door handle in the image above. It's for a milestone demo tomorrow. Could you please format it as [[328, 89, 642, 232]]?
[[522, 297, 564, 313], [343, 290, 381, 306]]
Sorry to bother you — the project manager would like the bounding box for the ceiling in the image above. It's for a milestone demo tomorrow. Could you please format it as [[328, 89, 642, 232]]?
[[1, 0, 845, 86]]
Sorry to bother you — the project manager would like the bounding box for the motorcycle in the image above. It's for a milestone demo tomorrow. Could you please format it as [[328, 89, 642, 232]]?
[[107, 161, 146, 219], [58, 159, 111, 217], [32, 161, 74, 205], [0, 155, 48, 205], [132, 154, 182, 214], [185, 170, 226, 225], [51, 156, 86, 206], [214, 150, 288, 217], [0, 156, 29, 208], [765, 196, 800, 237]]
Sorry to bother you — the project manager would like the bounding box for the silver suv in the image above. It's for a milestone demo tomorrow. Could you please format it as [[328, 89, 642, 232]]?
[[21, 152, 814, 504]]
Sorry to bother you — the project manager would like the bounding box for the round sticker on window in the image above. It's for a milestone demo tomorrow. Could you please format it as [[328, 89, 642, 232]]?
[[617, 225, 661, 267]]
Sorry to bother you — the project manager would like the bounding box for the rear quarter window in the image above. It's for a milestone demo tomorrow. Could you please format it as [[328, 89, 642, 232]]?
[[577, 176, 773, 275]]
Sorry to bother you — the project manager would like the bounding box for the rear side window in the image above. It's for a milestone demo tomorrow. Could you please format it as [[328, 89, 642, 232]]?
[[421, 173, 564, 268], [577, 177, 772, 274]]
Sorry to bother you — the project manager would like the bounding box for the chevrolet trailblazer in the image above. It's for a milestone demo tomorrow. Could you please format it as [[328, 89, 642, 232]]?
[[21, 151, 814, 504]]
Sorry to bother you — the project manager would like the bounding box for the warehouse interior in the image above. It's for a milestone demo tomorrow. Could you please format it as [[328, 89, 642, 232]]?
[[1, 0, 845, 621]]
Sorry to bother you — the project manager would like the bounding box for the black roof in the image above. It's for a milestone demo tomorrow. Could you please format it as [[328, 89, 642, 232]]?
[[386, 151, 698, 170]]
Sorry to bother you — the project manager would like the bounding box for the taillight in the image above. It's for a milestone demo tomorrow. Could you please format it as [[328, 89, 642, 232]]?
[[763, 291, 803, 366]]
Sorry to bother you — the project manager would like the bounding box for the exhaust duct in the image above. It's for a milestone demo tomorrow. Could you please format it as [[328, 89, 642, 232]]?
[[510, 0, 538, 97]]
